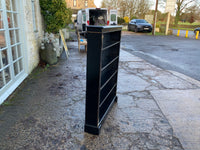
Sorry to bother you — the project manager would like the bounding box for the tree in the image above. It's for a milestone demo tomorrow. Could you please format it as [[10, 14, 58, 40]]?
[[101, 0, 151, 19], [39, 0, 72, 33], [101, 0, 119, 9], [175, 0, 196, 25], [149, 10, 167, 22], [120, 0, 127, 17], [101, 0, 107, 8], [180, 4, 200, 22], [136, 0, 151, 19], [126, 0, 137, 19]]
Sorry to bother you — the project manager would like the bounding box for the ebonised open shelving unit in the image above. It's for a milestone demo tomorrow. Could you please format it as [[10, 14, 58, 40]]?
[[85, 26, 122, 135]]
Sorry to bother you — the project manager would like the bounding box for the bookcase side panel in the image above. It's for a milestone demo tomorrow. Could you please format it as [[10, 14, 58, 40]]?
[[85, 32, 102, 128]]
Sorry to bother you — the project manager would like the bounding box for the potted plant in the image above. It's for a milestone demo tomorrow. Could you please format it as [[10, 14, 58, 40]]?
[[39, 0, 72, 64]]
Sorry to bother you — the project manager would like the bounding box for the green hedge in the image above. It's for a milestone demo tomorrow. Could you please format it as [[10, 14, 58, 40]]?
[[39, 0, 72, 33], [117, 17, 125, 25]]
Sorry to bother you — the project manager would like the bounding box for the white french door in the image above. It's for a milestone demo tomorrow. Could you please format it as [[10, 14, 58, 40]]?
[[0, 0, 26, 104]]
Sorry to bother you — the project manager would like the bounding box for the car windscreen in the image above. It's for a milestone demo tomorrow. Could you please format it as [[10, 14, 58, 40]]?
[[136, 20, 147, 23]]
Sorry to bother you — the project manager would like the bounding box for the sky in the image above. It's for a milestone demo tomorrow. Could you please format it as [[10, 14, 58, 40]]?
[[94, 0, 103, 8]]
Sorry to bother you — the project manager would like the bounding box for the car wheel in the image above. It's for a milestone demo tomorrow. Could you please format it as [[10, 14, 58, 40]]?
[[135, 27, 138, 33], [128, 27, 130, 31]]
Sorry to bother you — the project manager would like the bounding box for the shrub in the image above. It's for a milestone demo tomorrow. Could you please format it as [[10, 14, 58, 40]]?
[[39, 0, 72, 33], [159, 26, 166, 33], [123, 16, 130, 23], [117, 17, 125, 25], [189, 16, 195, 24], [156, 24, 160, 28]]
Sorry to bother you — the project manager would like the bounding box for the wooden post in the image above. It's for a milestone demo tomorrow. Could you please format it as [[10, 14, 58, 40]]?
[[165, 12, 171, 35], [152, 0, 158, 35]]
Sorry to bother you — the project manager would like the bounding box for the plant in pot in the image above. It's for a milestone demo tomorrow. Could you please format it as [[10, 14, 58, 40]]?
[[39, 0, 72, 65]]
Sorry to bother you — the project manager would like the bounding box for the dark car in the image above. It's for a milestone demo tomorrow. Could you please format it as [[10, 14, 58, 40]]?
[[128, 19, 152, 32], [194, 27, 200, 34]]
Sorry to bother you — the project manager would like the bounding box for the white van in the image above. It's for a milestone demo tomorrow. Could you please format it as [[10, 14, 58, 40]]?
[[76, 8, 117, 32]]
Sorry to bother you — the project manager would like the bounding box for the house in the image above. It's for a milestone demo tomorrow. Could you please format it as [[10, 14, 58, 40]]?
[[0, 0, 44, 104], [65, 0, 96, 21]]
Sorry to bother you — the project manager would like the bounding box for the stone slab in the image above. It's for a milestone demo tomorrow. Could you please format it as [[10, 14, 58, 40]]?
[[169, 70, 200, 88], [151, 89, 200, 150], [154, 73, 197, 89], [119, 50, 144, 62]]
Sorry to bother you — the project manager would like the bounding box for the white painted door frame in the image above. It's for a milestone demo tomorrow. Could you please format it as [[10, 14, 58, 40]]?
[[0, 0, 28, 104]]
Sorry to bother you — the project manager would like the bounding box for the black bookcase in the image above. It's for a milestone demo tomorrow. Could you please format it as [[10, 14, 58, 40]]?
[[85, 26, 122, 135]]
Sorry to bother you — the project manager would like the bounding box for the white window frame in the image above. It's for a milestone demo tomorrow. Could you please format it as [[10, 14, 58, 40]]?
[[31, 0, 37, 32], [0, 0, 28, 104], [73, 0, 77, 7], [85, 0, 88, 7]]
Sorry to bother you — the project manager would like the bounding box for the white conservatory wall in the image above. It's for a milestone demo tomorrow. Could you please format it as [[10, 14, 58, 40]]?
[[0, 0, 44, 104]]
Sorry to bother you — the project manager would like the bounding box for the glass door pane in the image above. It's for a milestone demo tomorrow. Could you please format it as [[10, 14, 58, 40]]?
[[0, 0, 24, 91]]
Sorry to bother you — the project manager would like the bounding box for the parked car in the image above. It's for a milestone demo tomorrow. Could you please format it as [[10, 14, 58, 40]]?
[[128, 19, 152, 32], [194, 27, 200, 34]]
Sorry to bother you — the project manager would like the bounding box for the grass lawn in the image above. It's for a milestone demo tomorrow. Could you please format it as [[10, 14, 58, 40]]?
[[157, 21, 200, 26], [157, 21, 200, 31], [177, 22, 200, 25], [147, 32, 166, 36], [171, 27, 194, 31]]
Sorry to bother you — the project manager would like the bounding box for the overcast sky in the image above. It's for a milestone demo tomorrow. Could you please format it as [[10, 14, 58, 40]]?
[[94, 0, 103, 8]]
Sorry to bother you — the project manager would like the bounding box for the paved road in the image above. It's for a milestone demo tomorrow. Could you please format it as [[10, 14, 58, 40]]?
[[121, 31, 200, 81]]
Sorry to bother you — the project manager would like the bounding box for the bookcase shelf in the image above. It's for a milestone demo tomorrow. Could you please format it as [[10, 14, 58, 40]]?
[[85, 26, 122, 135]]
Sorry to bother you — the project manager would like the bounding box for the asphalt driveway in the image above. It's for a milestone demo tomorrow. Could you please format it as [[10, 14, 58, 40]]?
[[172, 29, 196, 38], [121, 31, 200, 81]]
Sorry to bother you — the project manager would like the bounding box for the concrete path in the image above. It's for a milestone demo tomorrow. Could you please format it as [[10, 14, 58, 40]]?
[[0, 33, 199, 149], [120, 51, 200, 150], [151, 89, 200, 150]]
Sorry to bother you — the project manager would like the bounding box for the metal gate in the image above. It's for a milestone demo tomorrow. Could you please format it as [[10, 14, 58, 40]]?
[[0, 0, 26, 103]]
